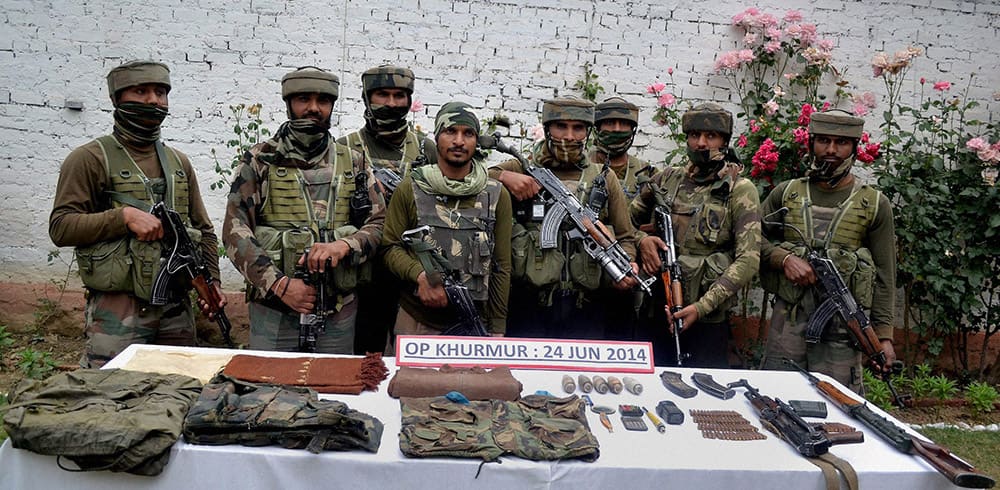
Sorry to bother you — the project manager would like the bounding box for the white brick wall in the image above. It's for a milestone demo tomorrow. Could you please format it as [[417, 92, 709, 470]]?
[[1, 0, 997, 285]]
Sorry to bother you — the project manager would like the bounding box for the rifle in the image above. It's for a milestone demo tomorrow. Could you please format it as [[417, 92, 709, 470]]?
[[372, 167, 403, 201], [787, 359, 995, 488], [401, 226, 489, 337], [727, 378, 864, 458], [478, 132, 654, 295], [764, 207, 909, 408], [149, 202, 234, 348], [292, 247, 328, 352]]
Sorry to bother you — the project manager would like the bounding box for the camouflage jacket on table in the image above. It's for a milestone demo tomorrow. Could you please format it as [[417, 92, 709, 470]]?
[[223, 139, 386, 294], [183, 375, 384, 453], [587, 149, 650, 201], [630, 162, 761, 320], [399, 394, 599, 462]]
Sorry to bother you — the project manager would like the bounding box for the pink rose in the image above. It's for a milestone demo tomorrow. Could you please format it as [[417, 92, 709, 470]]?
[[766, 27, 783, 40], [765, 41, 782, 53], [919, 77, 926, 84], [657, 93, 676, 108], [647, 82, 666, 94], [529, 123, 545, 142], [793, 127, 809, 145], [933, 81, 952, 92], [821, 101, 832, 111], [784, 10, 803, 23], [798, 103, 815, 126], [667, 67, 674, 75], [410, 99, 424, 113], [737, 134, 748, 147], [764, 100, 779, 115], [749, 119, 761, 133], [966, 137, 989, 151]]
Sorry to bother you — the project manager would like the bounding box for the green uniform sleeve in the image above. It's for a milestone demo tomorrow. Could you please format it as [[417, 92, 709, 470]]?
[[49, 141, 130, 247], [602, 170, 638, 260], [486, 187, 512, 334], [380, 177, 423, 284], [222, 147, 283, 293], [693, 178, 762, 318], [487, 158, 525, 181]]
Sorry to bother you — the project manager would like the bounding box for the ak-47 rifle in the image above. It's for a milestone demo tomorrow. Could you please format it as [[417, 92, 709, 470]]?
[[763, 207, 909, 408], [478, 132, 654, 295], [401, 226, 489, 337], [787, 359, 995, 488], [292, 247, 330, 352], [636, 166, 688, 366], [728, 378, 864, 457], [372, 167, 403, 201], [149, 202, 234, 348]]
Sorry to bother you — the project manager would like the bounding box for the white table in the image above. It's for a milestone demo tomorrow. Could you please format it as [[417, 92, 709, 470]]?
[[0, 344, 966, 489]]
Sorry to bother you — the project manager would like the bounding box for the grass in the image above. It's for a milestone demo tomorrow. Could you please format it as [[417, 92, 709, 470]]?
[[917, 427, 1000, 480]]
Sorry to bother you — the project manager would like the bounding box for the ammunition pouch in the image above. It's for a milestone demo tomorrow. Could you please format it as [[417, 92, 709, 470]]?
[[761, 244, 874, 309], [512, 224, 564, 288], [326, 225, 373, 293], [569, 245, 603, 291], [678, 251, 735, 324], [760, 241, 809, 305]]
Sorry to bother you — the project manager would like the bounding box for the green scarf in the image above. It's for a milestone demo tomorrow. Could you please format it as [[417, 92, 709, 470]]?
[[411, 161, 488, 197], [533, 139, 589, 170], [258, 119, 330, 168]]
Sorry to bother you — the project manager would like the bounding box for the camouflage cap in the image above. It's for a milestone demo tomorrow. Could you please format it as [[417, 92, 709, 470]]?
[[809, 109, 864, 139], [595, 97, 639, 125], [682, 102, 733, 137], [106, 60, 171, 100], [281, 66, 339, 100], [542, 97, 595, 125], [362, 65, 415, 95], [434, 101, 480, 135]]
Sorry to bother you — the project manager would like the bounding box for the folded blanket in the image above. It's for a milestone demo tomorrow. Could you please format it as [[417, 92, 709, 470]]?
[[387, 365, 522, 400], [222, 353, 388, 395]]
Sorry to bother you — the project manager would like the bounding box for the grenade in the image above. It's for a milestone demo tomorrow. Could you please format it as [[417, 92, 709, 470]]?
[[562, 375, 576, 393], [624, 376, 643, 395], [592, 375, 609, 394], [607, 376, 624, 394], [578, 374, 594, 393]]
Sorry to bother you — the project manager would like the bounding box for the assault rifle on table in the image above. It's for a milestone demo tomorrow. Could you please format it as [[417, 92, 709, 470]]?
[[727, 378, 864, 457], [292, 247, 330, 352], [150, 202, 234, 348], [401, 225, 489, 337], [635, 166, 688, 366], [763, 207, 909, 408], [787, 359, 995, 488], [478, 132, 654, 295], [372, 167, 403, 201]]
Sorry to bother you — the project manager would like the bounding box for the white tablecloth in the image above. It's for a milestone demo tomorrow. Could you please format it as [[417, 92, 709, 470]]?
[[0, 344, 965, 489]]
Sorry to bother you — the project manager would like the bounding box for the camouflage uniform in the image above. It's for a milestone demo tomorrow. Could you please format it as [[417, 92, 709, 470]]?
[[760, 110, 896, 393], [381, 102, 512, 335], [49, 61, 219, 368], [336, 65, 435, 355], [488, 97, 639, 340], [223, 67, 386, 354], [630, 103, 761, 367]]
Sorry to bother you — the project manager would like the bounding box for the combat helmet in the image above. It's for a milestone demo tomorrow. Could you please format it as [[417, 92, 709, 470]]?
[[106, 61, 170, 103], [681, 103, 733, 139], [808, 109, 864, 139], [361, 65, 415, 98], [281, 66, 339, 100], [595, 97, 639, 126], [542, 97, 595, 126]]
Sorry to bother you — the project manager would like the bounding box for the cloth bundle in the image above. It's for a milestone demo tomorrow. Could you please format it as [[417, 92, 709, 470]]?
[[399, 394, 599, 462], [183, 375, 384, 453], [387, 365, 522, 400], [2, 369, 201, 476], [222, 352, 389, 394]]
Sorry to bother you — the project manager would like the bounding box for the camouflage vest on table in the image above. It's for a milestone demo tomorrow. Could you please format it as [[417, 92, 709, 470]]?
[[413, 180, 502, 301], [654, 165, 740, 321], [761, 178, 879, 308], [74, 135, 192, 301]]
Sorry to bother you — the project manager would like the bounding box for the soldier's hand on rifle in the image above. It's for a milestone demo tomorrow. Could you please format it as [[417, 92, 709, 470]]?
[[613, 262, 640, 290], [880, 339, 897, 372], [416, 271, 448, 308], [123, 207, 164, 241], [276, 278, 316, 314], [666, 304, 700, 332], [303, 241, 351, 273], [196, 283, 228, 319], [782, 254, 817, 286], [639, 236, 667, 275], [497, 170, 541, 201]]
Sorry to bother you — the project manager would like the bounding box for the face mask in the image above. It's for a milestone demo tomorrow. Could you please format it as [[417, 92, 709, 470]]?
[[808, 155, 855, 186], [271, 118, 331, 164], [548, 137, 587, 166], [365, 103, 410, 143], [113, 102, 168, 144], [595, 129, 634, 156]]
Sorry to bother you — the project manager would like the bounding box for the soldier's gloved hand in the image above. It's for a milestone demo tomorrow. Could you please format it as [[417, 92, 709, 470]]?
[[123, 207, 164, 241], [498, 170, 541, 201], [667, 304, 700, 332], [782, 254, 817, 286], [280, 278, 317, 314], [303, 240, 351, 272], [639, 236, 666, 275], [613, 263, 640, 290], [416, 271, 448, 308]]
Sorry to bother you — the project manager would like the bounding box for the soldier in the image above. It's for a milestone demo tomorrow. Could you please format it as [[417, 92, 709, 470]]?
[[381, 102, 512, 336], [49, 60, 224, 367], [759, 109, 897, 393], [590, 97, 651, 200], [337, 64, 434, 355], [489, 97, 639, 340], [223, 66, 385, 353], [631, 103, 761, 367]]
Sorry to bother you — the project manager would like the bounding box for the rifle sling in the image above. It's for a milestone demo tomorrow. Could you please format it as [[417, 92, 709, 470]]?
[[808, 452, 859, 490]]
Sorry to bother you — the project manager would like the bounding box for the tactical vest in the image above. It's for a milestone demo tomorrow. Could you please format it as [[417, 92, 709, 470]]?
[[413, 180, 502, 301], [74, 135, 191, 301], [511, 163, 614, 295], [653, 166, 739, 321], [343, 129, 421, 175], [252, 143, 370, 300], [762, 178, 879, 308], [617, 156, 645, 200]]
